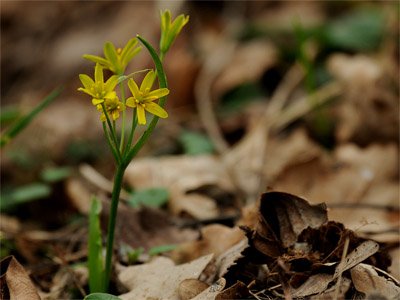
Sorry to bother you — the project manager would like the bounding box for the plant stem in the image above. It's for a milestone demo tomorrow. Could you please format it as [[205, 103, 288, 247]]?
[[101, 103, 121, 159], [103, 122, 121, 165], [124, 108, 137, 157], [103, 164, 127, 291], [119, 82, 126, 152]]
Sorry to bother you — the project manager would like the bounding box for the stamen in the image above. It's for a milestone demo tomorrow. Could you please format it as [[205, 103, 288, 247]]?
[[139, 91, 143, 96], [145, 88, 150, 92], [135, 100, 139, 104], [90, 87, 94, 91], [96, 93, 99, 98], [117, 48, 122, 54], [151, 104, 155, 107], [141, 104, 146, 108]]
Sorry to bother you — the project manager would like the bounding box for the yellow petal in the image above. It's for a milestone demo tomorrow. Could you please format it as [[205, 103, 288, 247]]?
[[94, 63, 104, 85], [126, 97, 137, 108], [137, 105, 146, 125], [105, 75, 119, 91], [145, 102, 168, 119], [128, 78, 140, 98], [92, 98, 104, 105], [112, 110, 120, 120], [79, 74, 95, 90], [146, 88, 170, 100], [78, 87, 94, 97], [140, 70, 155, 93]]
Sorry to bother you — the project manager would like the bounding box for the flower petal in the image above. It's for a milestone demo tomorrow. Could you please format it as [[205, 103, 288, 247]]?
[[104, 42, 119, 74], [112, 110, 120, 120], [145, 102, 168, 119], [92, 98, 104, 105], [104, 91, 117, 99], [146, 88, 170, 100], [137, 105, 146, 125], [105, 75, 119, 91], [79, 74, 94, 90], [140, 70, 155, 93], [126, 97, 137, 107], [94, 63, 104, 84], [128, 78, 140, 97], [78, 87, 94, 97], [83, 55, 110, 68], [121, 38, 138, 64]]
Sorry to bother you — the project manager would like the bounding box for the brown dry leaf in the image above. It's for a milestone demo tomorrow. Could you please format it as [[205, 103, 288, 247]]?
[[327, 53, 398, 144], [118, 254, 213, 300], [256, 192, 327, 250], [333, 240, 380, 280], [310, 276, 351, 300], [215, 281, 249, 300], [125, 155, 235, 218], [290, 273, 333, 298], [171, 224, 245, 264], [350, 263, 400, 299], [179, 279, 209, 300], [190, 278, 226, 300], [213, 40, 277, 98], [0, 256, 41, 300]]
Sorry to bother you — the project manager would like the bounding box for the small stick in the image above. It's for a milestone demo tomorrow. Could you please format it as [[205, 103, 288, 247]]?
[[333, 236, 350, 300]]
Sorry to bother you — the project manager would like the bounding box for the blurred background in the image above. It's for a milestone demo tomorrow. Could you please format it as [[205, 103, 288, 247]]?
[[0, 0, 399, 295]]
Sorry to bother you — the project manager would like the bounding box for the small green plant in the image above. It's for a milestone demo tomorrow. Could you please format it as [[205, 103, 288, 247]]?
[[78, 10, 188, 294]]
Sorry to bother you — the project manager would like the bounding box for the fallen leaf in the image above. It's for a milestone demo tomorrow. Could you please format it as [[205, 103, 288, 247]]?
[[350, 263, 400, 299], [290, 273, 333, 298], [171, 224, 245, 264], [118, 254, 213, 300], [310, 276, 351, 300], [179, 279, 209, 300], [215, 280, 249, 300], [190, 278, 226, 300], [0, 256, 41, 300], [333, 240, 380, 279]]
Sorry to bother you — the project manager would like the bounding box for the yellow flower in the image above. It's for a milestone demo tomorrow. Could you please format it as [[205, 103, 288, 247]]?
[[78, 63, 119, 105], [97, 96, 126, 122], [160, 10, 189, 54], [126, 70, 169, 125], [83, 39, 141, 75]]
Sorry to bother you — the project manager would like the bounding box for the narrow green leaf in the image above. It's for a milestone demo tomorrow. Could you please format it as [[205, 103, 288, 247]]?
[[84, 293, 122, 300], [0, 106, 20, 127], [127, 187, 169, 208], [40, 166, 73, 183], [0, 87, 63, 148], [0, 183, 51, 210], [149, 244, 179, 257], [88, 197, 104, 293], [179, 130, 215, 155]]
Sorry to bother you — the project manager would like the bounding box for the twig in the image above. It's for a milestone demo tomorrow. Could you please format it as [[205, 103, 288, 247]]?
[[52, 244, 87, 298], [333, 237, 350, 300]]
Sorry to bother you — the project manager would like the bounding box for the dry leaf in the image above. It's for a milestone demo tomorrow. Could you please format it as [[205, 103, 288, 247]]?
[[190, 278, 226, 300], [171, 224, 245, 264], [215, 281, 249, 300], [333, 240, 380, 279], [179, 279, 209, 300], [290, 273, 333, 298], [350, 263, 400, 299], [0, 256, 41, 300], [310, 276, 351, 300], [118, 254, 213, 300]]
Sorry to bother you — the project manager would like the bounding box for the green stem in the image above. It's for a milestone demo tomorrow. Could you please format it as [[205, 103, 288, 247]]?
[[103, 164, 127, 291], [101, 103, 121, 160], [124, 108, 138, 157], [119, 82, 126, 152], [103, 122, 121, 165]]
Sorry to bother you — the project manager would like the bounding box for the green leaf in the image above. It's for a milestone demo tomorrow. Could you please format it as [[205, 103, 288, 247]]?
[[0, 183, 51, 210], [179, 130, 215, 155], [40, 167, 73, 183], [88, 197, 104, 293], [0, 87, 62, 148], [149, 244, 179, 257], [0, 106, 20, 127], [123, 246, 144, 265], [127, 188, 169, 208], [84, 293, 122, 300], [323, 10, 384, 51]]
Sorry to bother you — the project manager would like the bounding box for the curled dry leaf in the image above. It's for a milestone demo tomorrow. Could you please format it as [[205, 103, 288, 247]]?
[[250, 191, 327, 256], [310, 276, 351, 300], [118, 254, 213, 300], [350, 263, 400, 299], [0, 256, 41, 300]]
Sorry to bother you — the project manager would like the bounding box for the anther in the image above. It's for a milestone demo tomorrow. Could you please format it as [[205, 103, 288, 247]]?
[[145, 88, 150, 92], [117, 48, 122, 54], [141, 104, 146, 108]]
